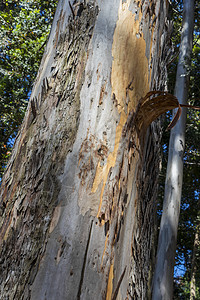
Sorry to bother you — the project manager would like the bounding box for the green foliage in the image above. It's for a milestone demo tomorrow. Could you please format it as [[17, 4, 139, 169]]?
[[174, 278, 200, 300], [0, 0, 58, 178]]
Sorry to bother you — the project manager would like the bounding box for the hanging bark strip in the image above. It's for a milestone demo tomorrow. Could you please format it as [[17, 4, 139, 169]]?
[[135, 91, 200, 133]]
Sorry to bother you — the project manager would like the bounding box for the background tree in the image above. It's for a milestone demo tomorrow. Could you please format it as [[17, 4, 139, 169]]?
[[152, 0, 195, 298], [157, 0, 200, 298]]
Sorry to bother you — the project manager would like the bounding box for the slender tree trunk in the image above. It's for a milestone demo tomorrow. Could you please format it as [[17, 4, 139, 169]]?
[[190, 232, 198, 300], [0, 0, 169, 299], [152, 0, 194, 299], [190, 196, 200, 300]]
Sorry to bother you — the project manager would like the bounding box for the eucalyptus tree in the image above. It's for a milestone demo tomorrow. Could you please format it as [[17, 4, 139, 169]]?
[[152, 0, 195, 298], [0, 0, 171, 299]]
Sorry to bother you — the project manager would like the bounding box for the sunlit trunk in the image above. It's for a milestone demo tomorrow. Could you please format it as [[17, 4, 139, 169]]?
[[0, 0, 169, 299]]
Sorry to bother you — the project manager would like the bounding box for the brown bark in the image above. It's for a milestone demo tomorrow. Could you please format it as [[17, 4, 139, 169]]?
[[0, 0, 169, 299]]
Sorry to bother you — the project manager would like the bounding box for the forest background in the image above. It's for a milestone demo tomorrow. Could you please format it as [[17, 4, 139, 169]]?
[[0, 0, 199, 298]]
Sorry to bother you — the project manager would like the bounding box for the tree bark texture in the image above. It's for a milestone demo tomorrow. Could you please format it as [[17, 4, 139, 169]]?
[[152, 0, 194, 299], [0, 0, 169, 299]]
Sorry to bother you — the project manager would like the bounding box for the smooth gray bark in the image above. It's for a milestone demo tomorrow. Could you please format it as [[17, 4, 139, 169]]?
[[152, 0, 194, 299]]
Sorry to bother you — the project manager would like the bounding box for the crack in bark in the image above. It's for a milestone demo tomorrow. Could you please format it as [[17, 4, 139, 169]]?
[[77, 220, 93, 299], [112, 266, 126, 300]]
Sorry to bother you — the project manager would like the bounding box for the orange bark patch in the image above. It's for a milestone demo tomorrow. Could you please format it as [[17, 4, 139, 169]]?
[[0, 214, 11, 243], [99, 82, 107, 105], [49, 205, 61, 234], [96, 63, 102, 81], [92, 0, 150, 218], [106, 264, 114, 300], [101, 233, 109, 269], [92, 111, 126, 218], [111, 0, 149, 112]]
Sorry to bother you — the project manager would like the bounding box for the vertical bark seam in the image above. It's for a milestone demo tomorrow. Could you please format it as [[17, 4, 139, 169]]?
[[111, 266, 126, 300], [77, 220, 93, 299]]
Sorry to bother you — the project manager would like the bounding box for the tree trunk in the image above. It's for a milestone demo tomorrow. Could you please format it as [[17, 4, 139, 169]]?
[[152, 0, 194, 299], [190, 196, 200, 300], [0, 0, 169, 299], [190, 232, 198, 300]]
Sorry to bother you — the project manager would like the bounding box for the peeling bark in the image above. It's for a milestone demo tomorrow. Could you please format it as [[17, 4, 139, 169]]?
[[0, 0, 169, 299]]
